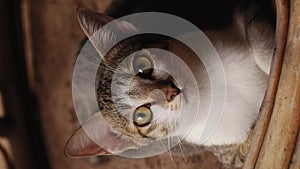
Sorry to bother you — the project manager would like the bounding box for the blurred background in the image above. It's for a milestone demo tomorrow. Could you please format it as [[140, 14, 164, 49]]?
[[0, 0, 241, 169]]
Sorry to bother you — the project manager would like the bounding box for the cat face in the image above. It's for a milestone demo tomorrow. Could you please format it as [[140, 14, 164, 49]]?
[[65, 7, 202, 157], [96, 34, 192, 139], [106, 46, 182, 139]]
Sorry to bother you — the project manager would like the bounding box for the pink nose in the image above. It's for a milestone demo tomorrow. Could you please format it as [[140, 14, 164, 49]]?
[[165, 83, 180, 102]]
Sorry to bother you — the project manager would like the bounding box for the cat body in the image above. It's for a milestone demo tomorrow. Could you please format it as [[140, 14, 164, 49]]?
[[66, 1, 275, 168]]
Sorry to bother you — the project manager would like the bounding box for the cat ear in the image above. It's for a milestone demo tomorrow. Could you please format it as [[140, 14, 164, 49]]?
[[76, 7, 139, 57], [65, 112, 136, 157], [76, 6, 114, 38]]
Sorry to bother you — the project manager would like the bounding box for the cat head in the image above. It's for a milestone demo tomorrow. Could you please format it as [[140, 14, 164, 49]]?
[[65, 7, 204, 157]]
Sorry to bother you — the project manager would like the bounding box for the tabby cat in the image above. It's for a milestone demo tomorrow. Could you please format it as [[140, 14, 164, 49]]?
[[65, 1, 275, 168]]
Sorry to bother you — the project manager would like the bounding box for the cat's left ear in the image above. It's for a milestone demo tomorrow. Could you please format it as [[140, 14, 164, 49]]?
[[65, 112, 136, 157], [76, 7, 139, 57]]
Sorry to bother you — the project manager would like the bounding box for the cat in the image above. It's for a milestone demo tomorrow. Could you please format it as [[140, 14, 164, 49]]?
[[65, 1, 275, 168]]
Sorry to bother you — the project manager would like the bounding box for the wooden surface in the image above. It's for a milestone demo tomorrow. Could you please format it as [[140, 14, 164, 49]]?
[[290, 132, 300, 169], [243, 0, 289, 168], [255, 0, 300, 167], [0, 0, 50, 169], [245, 0, 300, 168]]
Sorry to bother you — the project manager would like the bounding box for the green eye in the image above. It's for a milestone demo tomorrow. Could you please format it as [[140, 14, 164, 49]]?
[[133, 106, 153, 127], [133, 55, 153, 78]]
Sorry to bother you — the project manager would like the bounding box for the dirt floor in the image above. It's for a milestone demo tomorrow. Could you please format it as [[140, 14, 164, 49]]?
[[23, 0, 227, 168]]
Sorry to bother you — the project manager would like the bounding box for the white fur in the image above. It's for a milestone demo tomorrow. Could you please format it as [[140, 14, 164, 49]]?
[[182, 19, 273, 145], [184, 38, 268, 145]]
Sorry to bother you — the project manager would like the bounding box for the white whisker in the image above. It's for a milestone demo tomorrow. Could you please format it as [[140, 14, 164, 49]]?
[[175, 114, 192, 169], [167, 134, 174, 163], [158, 139, 174, 163], [176, 135, 192, 169], [81, 47, 101, 62], [82, 49, 118, 71]]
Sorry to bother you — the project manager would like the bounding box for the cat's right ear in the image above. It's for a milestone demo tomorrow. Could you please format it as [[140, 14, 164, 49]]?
[[76, 7, 139, 57]]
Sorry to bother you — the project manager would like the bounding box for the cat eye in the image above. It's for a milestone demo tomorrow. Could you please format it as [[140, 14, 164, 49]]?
[[133, 106, 153, 127], [133, 55, 154, 78]]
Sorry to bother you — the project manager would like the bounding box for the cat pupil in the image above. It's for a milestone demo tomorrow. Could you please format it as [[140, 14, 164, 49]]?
[[137, 113, 146, 118], [133, 55, 154, 78], [133, 106, 153, 127], [137, 64, 146, 73]]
